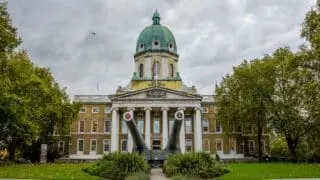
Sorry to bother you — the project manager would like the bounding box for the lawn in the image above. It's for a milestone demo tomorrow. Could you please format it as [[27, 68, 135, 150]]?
[[0, 162, 319, 180], [0, 163, 101, 180], [220, 163, 320, 180]]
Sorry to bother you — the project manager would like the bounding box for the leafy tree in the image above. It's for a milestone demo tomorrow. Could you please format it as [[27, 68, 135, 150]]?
[[0, 2, 22, 55], [268, 47, 320, 161], [215, 56, 276, 161]]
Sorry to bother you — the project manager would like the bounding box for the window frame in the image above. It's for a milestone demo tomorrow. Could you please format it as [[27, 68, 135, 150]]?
[[216, 139, 223, 152], [104, 107, 111, 114], [121, 139, 128, 152], [77, 139, 84, 152], [185, 139, 193, 152], [202, 119, 209, 133], [78, 120, 85, 133], [79, 107, 86, 113], [202, 107, 208, 113], [103, 139, 111, 153], [185, 118, 192, 134], [139, 63, 144, 78], [90, 139, 97, 152], [104, 119, 111, 133], [91, 120, 98, 133], [203, 139, 210, 153], [92, 106, 99, 114], [215, 120, 222, 133]]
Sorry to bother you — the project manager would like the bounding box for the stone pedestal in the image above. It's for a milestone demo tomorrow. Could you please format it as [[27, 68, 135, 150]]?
[[40, 144, 47, 163]]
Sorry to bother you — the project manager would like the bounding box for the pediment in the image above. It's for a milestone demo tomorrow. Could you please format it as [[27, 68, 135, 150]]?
[[112, 87, 202, 100]]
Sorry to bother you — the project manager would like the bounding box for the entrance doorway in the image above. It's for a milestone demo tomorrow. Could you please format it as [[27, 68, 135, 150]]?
[[152, 140, 161, 150]]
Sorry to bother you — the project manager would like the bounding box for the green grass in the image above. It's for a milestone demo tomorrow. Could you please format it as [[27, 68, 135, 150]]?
[[220, 163, 320, 180], [0, 163, 319, 180], [0, 163, 101, 180]]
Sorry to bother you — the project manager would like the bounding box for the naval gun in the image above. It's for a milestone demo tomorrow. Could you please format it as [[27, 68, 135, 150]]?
[[122, 110, 184, 167]]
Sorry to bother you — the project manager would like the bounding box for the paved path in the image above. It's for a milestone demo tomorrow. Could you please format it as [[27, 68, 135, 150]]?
[[150, 168, 169, 180]]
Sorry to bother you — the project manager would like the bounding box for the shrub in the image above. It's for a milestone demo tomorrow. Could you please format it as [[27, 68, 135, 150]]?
[[83, 152, 150, 180], [162, 152, 229, 179]]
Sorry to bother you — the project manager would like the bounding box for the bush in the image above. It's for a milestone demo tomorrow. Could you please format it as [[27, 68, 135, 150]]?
[[162, 152, 230, 179], [83, 152, 150, 180], [125, 172, 149, 180]]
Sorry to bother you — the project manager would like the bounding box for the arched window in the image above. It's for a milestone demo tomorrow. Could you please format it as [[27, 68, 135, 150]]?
[[139, 64, 144, 78], [152, 61, 160, 79], [169, 64, 174, 78]]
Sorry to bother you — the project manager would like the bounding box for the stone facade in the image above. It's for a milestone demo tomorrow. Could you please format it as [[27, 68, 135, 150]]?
[[55, 11, 269, 160]]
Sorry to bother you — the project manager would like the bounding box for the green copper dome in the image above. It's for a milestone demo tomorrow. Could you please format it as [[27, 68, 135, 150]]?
[[135, 10, 177, 55]]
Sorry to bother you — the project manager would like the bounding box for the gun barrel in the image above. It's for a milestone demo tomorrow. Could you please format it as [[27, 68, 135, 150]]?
[[166, 110, 184, 152], [123, 111, 147, 153]]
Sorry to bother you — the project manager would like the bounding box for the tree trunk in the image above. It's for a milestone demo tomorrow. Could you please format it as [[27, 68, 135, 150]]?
[[286, 137, 298, 162], [8, 143, 16, 161], [257, 124, 263, 162]]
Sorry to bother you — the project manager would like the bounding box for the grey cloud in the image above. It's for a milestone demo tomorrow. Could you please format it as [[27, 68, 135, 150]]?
[[7, 0, 317, 96]]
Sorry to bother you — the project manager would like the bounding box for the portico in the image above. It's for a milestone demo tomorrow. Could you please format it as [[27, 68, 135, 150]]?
[[110, 87, 203, 153]]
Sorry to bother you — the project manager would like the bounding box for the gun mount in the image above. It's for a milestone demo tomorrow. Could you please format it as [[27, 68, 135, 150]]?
[[122, 110, 184, 167]]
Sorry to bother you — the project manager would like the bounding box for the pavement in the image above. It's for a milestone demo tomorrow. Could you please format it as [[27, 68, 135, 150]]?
[[150, 168, 169, 180]]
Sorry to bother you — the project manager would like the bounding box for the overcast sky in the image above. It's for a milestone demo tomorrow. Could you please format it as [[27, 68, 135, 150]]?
[[6, 0, 316, 97]]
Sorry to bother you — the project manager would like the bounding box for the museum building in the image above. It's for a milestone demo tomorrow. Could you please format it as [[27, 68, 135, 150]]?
[[59, 11, 269, 159]]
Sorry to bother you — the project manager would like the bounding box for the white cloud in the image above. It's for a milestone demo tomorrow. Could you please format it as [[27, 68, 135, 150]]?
[[7, 0, 317, 97]]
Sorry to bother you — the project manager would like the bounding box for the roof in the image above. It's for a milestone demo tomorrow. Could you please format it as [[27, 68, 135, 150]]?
[[135, 10, 177, 55]]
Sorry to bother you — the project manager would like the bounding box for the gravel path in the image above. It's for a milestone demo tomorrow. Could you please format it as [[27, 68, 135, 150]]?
[[150, 168, 169, 180]]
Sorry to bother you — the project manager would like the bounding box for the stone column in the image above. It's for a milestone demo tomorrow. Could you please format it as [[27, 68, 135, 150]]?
[[178, 107, 186, 153], [111, 107, 119, 151], [127, 107, 135, 152], [144, 107, 152, 149], [161, 107, 169, 149], [194, 107, 203, 151]]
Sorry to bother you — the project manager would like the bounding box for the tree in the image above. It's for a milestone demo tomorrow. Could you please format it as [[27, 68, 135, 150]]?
[[0, 2, 22, 55], [268, 47, 320, 161], [215, 56, 276, 161]]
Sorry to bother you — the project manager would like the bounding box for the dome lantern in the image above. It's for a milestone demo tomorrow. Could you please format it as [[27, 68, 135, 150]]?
[[152, 9, 160, 25]]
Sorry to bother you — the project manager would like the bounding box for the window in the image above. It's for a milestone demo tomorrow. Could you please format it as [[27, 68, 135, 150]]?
[[92, 106, 99, 113], [249, 140, 255, 153], [168, 43, 173, 50], [202, 107, 208, 113], [203, 139, 210, 152], [185, 118, 192, 134], [90, 139, 97, 152], [153, 118, 160, 134], [216, 139, 223, 152], [152, 140, 161, 150], [215, 120, 221, 133], [152, 61, 160, 79], [79, 107, 86, 113], [169, 64, 174, 78], [213, 106, 218, 113], [202, 119, 209, 133], [153, 40, 160, 47], [139, 64, 144, 78], [229, 139, 236, 152], [121, 140, 127, 152], [139, 44, 144, 50], [103, 139, 110, 152], [137, 120, 144, 134], [91, 120, 98, 133], [78, 139, 84, 152], [79, 120, 85, 133], [104, 119, 111, 133], [122, 120, 128, 134], [58, 141, 64, 154], [185, 139, 193, 152], [104, 107, 111, 114], [239, 141, 245, 154]]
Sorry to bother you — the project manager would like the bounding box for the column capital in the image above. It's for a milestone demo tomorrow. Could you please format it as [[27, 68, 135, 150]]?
[[144, 107, 152, 111], [127, 107, 135, 112], [178, 107, 186, 111], [161, 107, 169, 111], [111, 107, 119, 112], [194, 107, 202, 111]]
